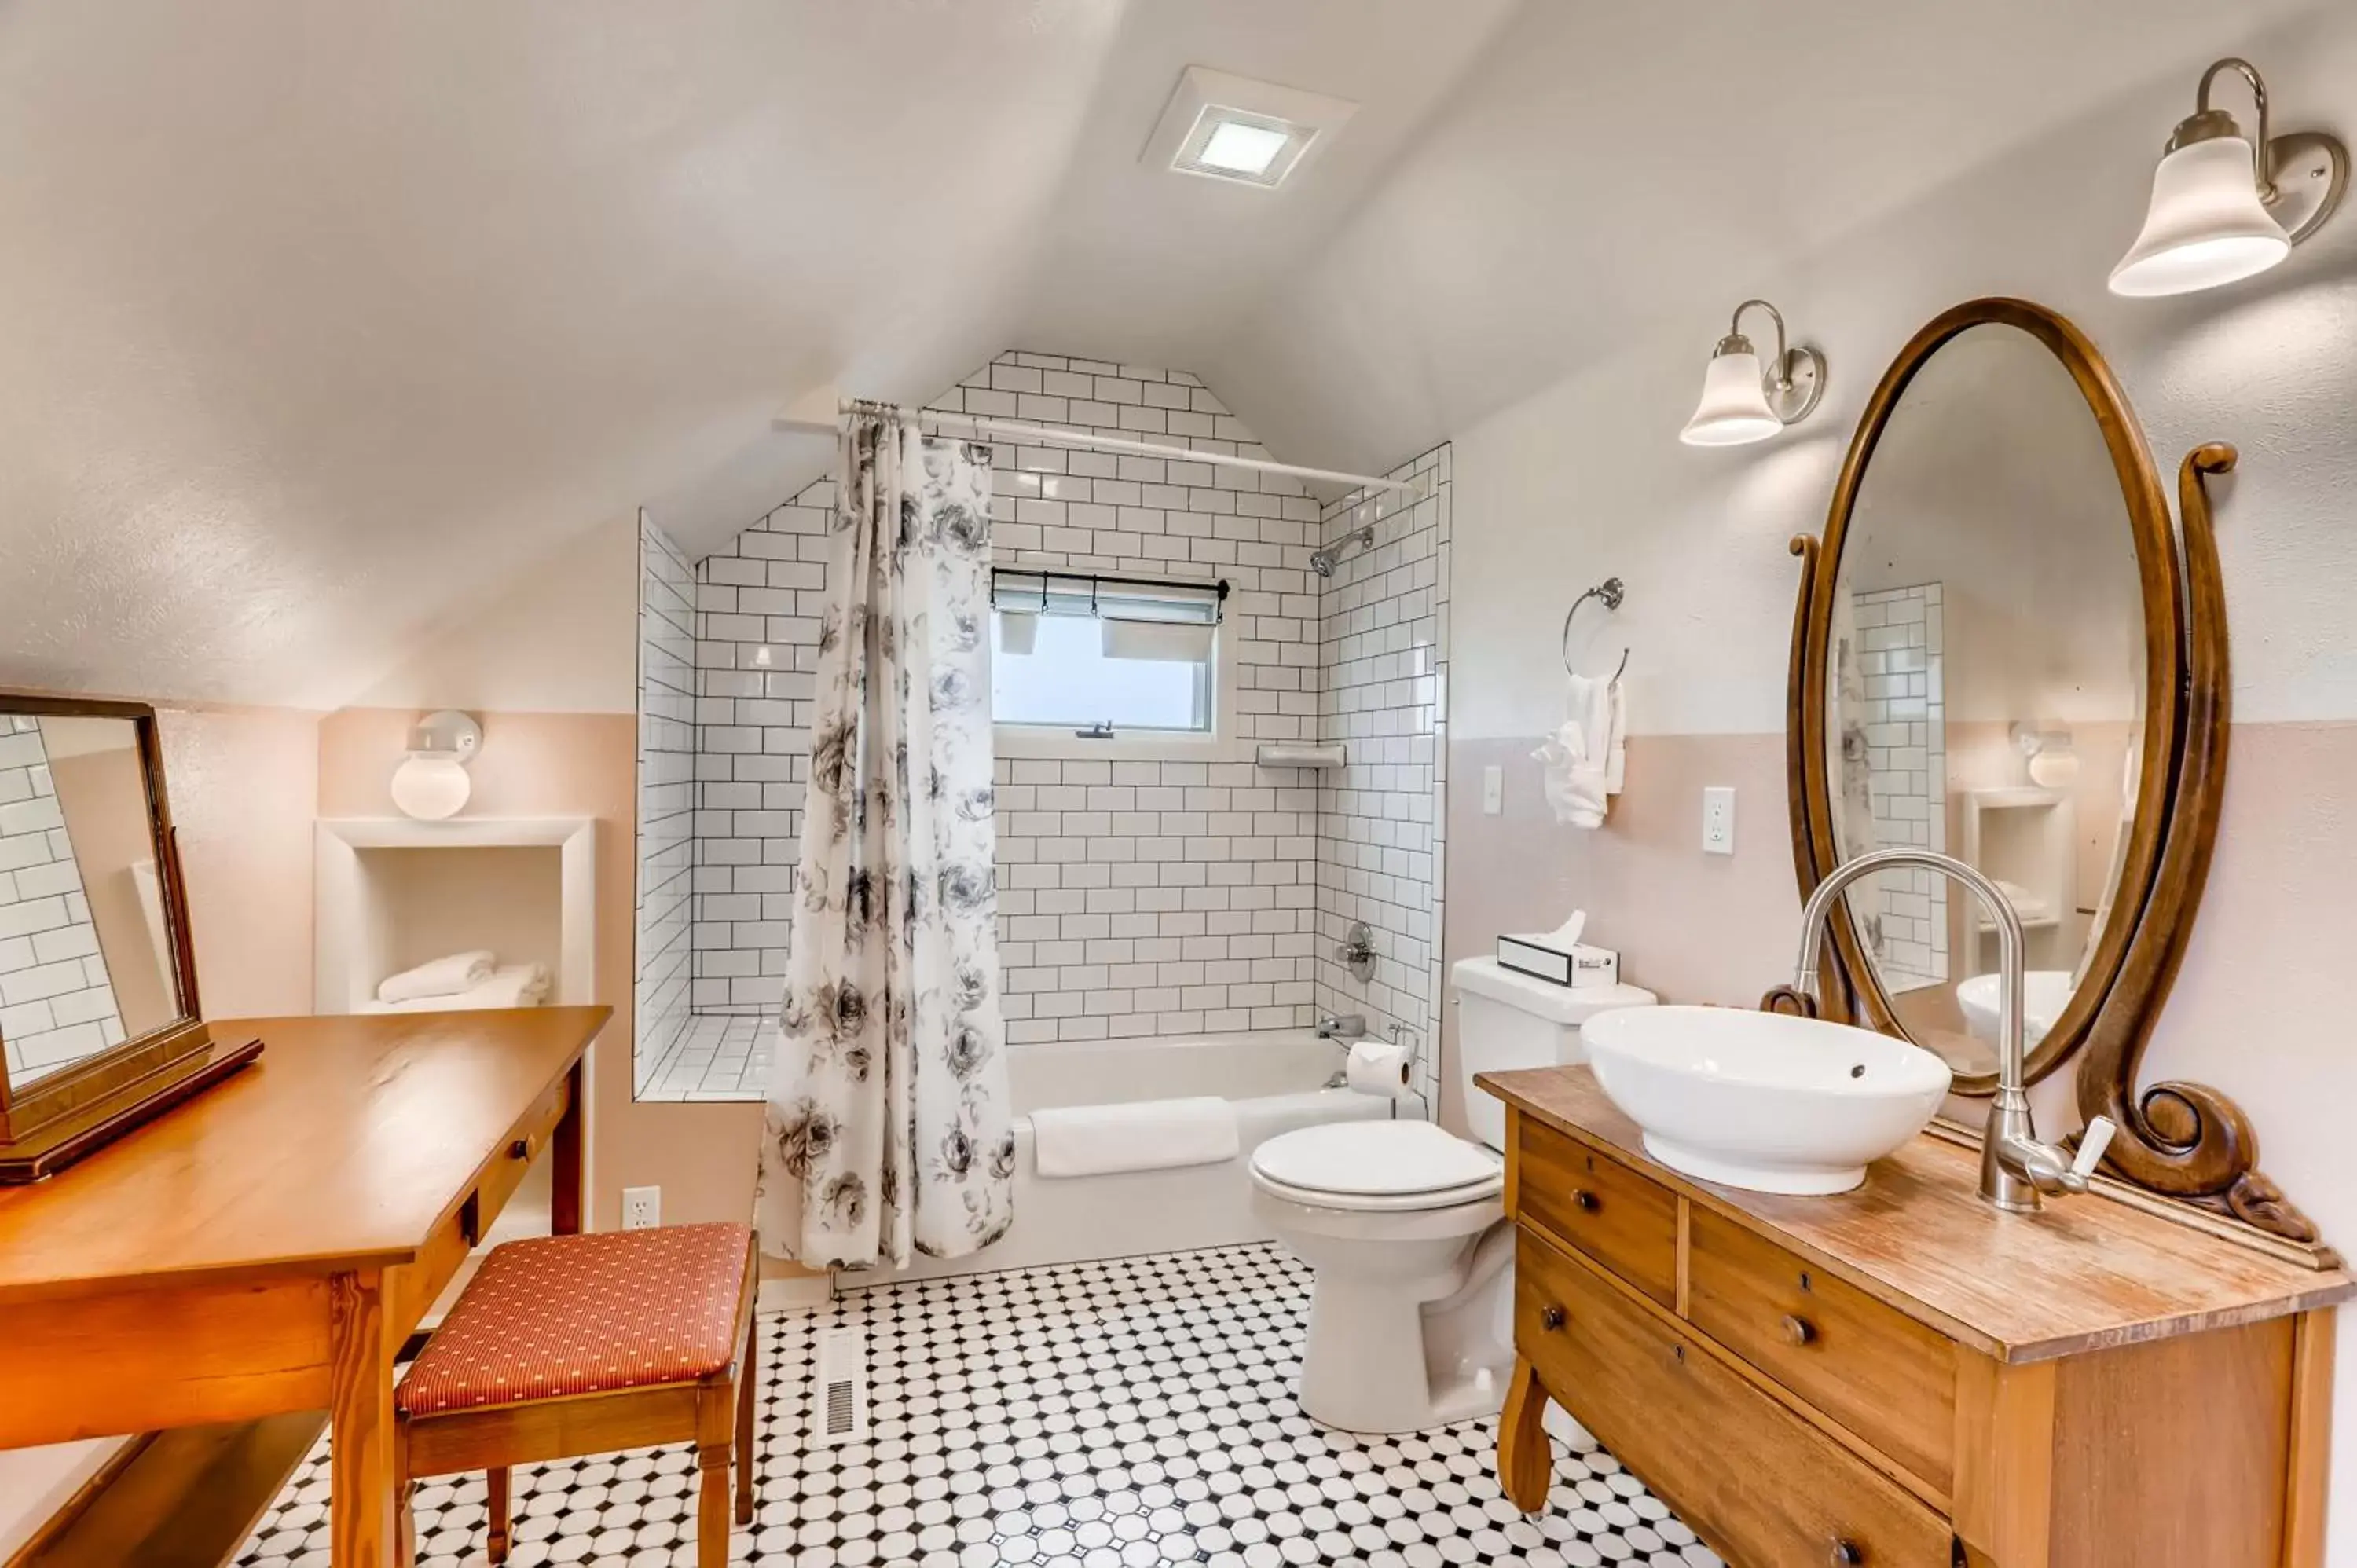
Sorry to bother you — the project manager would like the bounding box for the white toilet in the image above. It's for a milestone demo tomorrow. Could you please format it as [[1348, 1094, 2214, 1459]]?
[[1251, 959, 1656, 1434]]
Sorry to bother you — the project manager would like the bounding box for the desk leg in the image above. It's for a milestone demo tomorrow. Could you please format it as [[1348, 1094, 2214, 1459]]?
[[1499, 1357, 1553, 1514], [552, 1057, 585, 1236], [329, 1271, 396, 1566]]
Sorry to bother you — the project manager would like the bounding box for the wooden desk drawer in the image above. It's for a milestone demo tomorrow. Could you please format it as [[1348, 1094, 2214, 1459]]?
[[1517, 1228, 1952, 1568], [476, 1072, 570, 1230], [1685, 1207, 1956, 1497], [1513, 1116, 1677, 1306], [391, 1072, 571, 1337]]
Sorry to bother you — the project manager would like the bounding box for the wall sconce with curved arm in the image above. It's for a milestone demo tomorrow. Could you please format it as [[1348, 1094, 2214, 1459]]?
[[2110, 57, 2348, 297], [1678, 299, 1827, 447]]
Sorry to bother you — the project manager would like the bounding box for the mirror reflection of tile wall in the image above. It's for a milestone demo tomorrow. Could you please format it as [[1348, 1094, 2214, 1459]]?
[[1849, 584, 1948, 995], [0, 716, 128, 1083]]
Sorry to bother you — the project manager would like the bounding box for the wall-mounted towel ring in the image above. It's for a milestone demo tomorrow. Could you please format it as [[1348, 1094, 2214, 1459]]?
[[1561, 577, 1629, 682]]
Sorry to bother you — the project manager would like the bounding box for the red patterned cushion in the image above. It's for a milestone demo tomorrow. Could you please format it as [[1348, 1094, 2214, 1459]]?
[[398, 1222, 753, 1417]]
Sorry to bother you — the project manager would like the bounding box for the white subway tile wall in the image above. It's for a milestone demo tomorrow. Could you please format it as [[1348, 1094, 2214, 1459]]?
[[1312, 445, 1450, 1106], [632, 516, 698, 1094], [0, 716, 127, 1080], [637, 352, 1450, 1095], [685, 352, 1335, 1043]]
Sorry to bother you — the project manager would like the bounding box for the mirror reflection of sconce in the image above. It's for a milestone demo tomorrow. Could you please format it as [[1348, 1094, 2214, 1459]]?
[[2011, 722, 2080, 788], [1679, 299, 1827, 447], [2110, 57, 2348, 297], [390, 710, 482, 821]]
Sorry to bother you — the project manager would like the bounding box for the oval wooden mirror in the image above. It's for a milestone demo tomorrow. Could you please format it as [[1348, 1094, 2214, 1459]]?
[[1794, 299, 2176, 1092], [1787, 299, 2319, 1251]]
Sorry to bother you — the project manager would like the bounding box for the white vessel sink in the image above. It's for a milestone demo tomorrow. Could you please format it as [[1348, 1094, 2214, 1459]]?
[[1956, 970, 2075, 1050], [1580, 1006, 1952, 1196]]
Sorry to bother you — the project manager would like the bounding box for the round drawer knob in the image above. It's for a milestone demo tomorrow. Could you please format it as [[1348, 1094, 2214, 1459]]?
[[1782, 1314, 1817, 1347], [1541, 1306, 1567, 1332], [1829, 1539, 1862, 1566], [509, 1138, 533, 1160], [1571, 1189, 1600, 1213]]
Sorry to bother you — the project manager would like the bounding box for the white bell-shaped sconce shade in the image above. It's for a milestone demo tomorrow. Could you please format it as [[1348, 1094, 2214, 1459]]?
[[1679, 349, 1783, 447], [390, 754, 473, 820], [2110, 134, 2291, 297]]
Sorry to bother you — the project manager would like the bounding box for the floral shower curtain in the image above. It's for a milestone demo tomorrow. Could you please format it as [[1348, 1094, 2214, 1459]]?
[[756, 411, 1014, 1269]]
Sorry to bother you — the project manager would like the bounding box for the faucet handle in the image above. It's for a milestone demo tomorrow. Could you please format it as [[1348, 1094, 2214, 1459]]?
[[2071, 1117, 2117, 1182]]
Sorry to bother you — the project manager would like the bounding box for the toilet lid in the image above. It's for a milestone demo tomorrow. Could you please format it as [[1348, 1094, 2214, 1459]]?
[[1252, 1120, 1501, 1199]]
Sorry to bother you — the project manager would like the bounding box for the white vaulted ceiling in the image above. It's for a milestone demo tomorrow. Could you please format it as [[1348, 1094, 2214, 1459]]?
[[0, 0, 2326, 705]]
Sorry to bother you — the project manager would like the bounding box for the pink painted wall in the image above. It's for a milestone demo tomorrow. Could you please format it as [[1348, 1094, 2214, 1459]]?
[[1440, 734, 1798, 1134], [156, 705, 321, 1018]]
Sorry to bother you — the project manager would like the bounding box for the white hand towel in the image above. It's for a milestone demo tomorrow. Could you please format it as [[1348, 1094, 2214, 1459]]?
[[1032, 1096, 1241, 1178], [1534, 674, 1618, 828], [359, 963, 552, 1013], [376, 950, 496, 1005], [1604, 679, 1626, 797]]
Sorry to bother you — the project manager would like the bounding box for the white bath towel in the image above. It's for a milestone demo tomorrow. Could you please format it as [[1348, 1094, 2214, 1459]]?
[[376, 950, 496, 1005], [1534, 674, 1623, 829], [1032, 1095, 1241, 1179], [359, 963, 551, 1013]]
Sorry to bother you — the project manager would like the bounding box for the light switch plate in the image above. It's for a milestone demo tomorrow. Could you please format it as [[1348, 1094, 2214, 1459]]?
[[1482, 765, 1503, 815], [622, 1185, 662, 1230], [1702, 786, 1736, 855]]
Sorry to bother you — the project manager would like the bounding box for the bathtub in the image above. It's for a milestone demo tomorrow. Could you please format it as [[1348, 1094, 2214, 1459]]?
[[841, 1029, 1406, 1287]]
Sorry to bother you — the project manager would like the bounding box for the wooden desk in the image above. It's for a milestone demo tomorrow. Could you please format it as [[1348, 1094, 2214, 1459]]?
[[0, 1007, 608, 1568]]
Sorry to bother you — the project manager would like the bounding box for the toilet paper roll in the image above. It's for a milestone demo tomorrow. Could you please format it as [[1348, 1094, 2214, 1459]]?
[[1345, 1038, 1414, 1098]]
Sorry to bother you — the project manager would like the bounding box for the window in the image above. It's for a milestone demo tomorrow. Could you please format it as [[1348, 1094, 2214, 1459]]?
[[990, 571, 1222, 736]]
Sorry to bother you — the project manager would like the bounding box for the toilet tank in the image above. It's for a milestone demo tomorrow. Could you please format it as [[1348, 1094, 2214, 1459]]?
[[1451, 957, 1656, 1152]]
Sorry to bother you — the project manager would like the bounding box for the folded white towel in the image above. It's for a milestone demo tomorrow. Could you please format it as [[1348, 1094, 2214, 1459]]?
[[1534, 674, 1622, 829], [358, 963, 551, 1013], [1032, 1096, 1240, 1179], [376, 950, 496, 1005]]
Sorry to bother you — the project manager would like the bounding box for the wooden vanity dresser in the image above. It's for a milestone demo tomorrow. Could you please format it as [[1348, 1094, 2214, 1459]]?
[[1483, 1066, 2353, 1568]]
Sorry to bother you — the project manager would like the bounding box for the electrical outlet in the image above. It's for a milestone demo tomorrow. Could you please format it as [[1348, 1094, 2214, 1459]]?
[[1702, 786, 1736, 855], [1482, 765, 1503, 815], [621, 1185, 661, 1230]]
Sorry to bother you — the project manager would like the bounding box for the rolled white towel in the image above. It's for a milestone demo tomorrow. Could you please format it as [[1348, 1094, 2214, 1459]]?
[[1032, 1096, 1240, 1178], [357, 964, 552, 1013], [376, 950, 496, 1005]]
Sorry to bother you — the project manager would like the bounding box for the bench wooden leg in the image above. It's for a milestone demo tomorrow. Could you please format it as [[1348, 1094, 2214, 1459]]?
[[697, 1442, 731, 1568], [486, 1466, 511, 1565], [735, 1316, 759, 1526]]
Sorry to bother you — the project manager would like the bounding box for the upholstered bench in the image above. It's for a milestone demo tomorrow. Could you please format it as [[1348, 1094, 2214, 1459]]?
[[394, 1222, 761, 1566]]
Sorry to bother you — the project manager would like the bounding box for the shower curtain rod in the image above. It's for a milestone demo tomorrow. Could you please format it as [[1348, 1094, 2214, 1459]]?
[[773, 401, 1428, 497]]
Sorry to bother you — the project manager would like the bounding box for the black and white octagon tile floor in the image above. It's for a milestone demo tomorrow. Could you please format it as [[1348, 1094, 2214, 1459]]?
[[235, 1243, 1720, 1567]]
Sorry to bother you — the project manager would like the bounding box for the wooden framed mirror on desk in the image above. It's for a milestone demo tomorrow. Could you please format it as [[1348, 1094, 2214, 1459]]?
[[0, 691, 262, 1184]]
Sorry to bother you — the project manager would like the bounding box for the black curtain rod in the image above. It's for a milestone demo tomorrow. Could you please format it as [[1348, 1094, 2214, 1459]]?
[[991, 567, 1230, 601]]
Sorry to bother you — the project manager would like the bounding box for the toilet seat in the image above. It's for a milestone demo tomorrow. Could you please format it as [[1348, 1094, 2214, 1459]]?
[[1252, 1121, 1503, 1213]]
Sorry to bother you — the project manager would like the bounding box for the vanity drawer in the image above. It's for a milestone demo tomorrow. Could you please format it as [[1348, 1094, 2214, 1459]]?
[[1513, 1116, 1677, 1306], [1685, 1208, 1956, 1496], [1517, 1228, 1952, 1568]]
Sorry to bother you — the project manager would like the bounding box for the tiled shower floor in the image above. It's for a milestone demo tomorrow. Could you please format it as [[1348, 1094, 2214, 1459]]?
[[638, 1014, 770, 1101], [235, 1243, 1718, 1567]]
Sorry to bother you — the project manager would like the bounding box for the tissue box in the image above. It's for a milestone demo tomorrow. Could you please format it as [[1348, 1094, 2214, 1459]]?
[[1496, 933, 1620, 989]]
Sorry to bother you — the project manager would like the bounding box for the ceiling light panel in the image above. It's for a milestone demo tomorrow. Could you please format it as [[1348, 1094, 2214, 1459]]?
[[1143, 66, 1358, 191]]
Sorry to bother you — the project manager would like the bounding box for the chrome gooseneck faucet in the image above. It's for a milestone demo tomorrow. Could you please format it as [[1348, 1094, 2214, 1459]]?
[[1791, 848, 2115, 1214]]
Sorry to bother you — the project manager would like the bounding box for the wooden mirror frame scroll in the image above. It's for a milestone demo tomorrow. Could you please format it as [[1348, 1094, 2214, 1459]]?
[[0, 692, 262, 1182], [1783, 299, 2319, 1253]]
